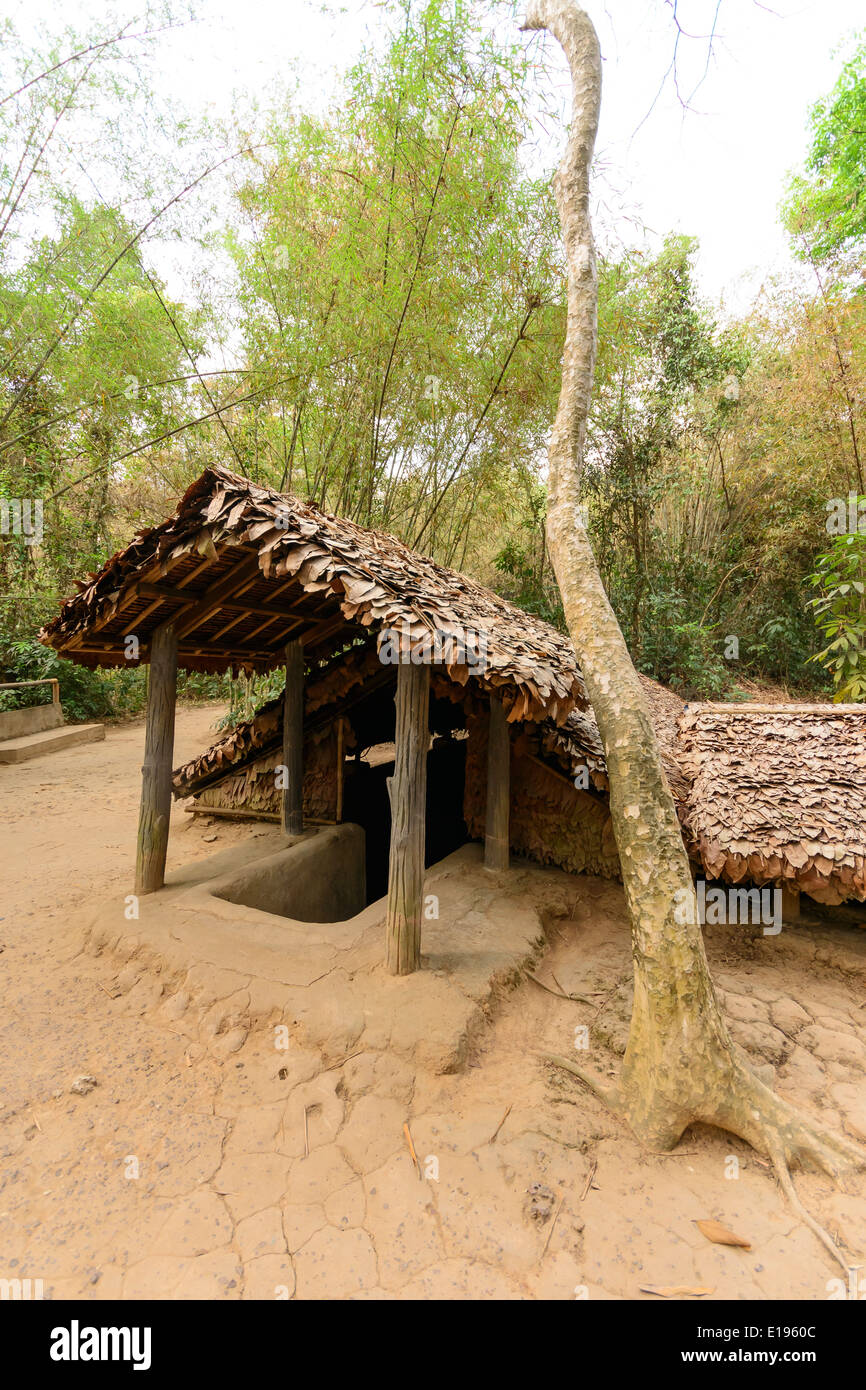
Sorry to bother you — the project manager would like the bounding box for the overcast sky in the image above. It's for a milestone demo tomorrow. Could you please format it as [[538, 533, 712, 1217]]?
[[8, 0, 865, 313]]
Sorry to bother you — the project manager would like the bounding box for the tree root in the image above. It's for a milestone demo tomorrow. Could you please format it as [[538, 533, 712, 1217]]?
[[541, 1050, 866, 1271], [539, 1052, 620, 1110], [769, 1143, 848, 1274], [695, 1056, 866, 1181]]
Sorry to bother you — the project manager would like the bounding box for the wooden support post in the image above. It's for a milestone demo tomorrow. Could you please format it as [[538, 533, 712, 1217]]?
[[385, 661, 430, 976], [281, 638, 304, 836], [781, 884, 801, 923], [135, 622, 178, 895], [335, 716, 345, 824], [485, 694, 510, 870]]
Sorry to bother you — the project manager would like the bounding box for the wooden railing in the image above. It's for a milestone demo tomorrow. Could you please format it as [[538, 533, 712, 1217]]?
[[0, 677, 60, 706]]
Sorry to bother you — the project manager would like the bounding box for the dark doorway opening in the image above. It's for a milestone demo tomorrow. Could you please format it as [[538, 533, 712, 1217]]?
[[342, 735, 468, 905]]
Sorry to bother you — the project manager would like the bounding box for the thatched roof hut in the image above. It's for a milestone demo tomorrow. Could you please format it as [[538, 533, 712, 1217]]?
[[40, 464, 584, 724], [40, 465, 866, 945], [39, 465, 590, 970]]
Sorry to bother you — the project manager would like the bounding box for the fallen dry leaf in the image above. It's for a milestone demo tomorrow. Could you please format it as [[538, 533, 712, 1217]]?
[[694, 1218, 751, 1249], [640, 1285, 715, 1299]]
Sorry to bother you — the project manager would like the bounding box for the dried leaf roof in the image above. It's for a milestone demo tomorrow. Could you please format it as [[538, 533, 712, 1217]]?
[[678, 703, 866, 904], [540, 675, 688, 802], [40, 465, 585, 724]]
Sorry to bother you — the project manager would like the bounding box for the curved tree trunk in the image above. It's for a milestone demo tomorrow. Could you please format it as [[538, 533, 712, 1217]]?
[[522, 0, 863, 1237]]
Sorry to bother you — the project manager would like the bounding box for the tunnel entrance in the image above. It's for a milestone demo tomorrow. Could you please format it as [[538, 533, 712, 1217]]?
[[341, 734, 469, 905]]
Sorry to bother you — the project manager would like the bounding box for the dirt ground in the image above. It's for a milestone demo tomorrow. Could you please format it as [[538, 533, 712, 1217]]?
[[1, 702, 864, 1301]]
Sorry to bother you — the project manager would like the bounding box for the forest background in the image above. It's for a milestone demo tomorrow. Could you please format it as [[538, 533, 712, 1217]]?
[[2, 0, 864, 723]]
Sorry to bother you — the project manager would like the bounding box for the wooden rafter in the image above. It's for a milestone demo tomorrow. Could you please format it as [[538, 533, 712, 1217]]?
[[66, 552, 220, 650], [172, 555, 265, 641], [137, 581, 304, 623]]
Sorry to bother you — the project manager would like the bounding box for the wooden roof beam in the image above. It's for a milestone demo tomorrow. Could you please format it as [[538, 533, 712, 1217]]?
[[299, 610, 354, 653], [65, 551, 221, 651], [202, 609, 264, 647], [70, 637, 277, 662], [171, 556, 266, 641], [241, 612, 302, 645], [137, 582, 305, 623], [190, 606, 337, 659], [200, 607, 305, 650]]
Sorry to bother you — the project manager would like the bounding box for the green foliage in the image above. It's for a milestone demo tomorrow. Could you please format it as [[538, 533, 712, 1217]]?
[[0, 637, 237, 722], [176, 671, 233, 705], [225, 0, 565, 561], [584, 236, 749, 691], [783, 37, 866, 260], [493, 538, 564, 629], [0, 2, 861, 717], [636, 600, 728, 701], [0, 5, 219, 639], [0, 198, 202, 599], [215, 670, 286, 731], [0, 638, 116, 722], [808, 520, 866, 701]]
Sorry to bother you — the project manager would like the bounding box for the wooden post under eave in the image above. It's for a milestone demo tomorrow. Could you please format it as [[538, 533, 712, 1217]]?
[[385, 661, 430, 975], [782, 883, 801, 923], [335, 717, 345, 824], [135, 622, 178, 895], [282, 638, 304, 836], [485, 694, 510, 870]]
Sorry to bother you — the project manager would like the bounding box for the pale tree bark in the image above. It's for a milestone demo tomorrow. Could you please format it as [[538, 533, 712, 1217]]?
[[385, 661, 430, 975], [522, 0, 863, 1264]]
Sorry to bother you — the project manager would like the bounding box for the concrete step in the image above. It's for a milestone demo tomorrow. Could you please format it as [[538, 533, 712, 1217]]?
[[0, 723, 106, 764]]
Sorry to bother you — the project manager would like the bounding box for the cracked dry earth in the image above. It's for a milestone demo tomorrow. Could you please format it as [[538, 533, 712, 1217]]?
[[1, 703, 865, 1301]]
